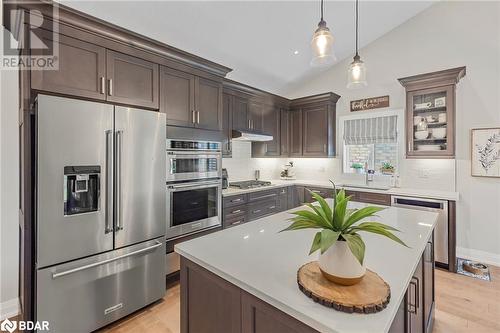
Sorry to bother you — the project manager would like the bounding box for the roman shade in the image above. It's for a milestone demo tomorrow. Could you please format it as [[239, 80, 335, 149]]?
[[343, 115, 397, 145]]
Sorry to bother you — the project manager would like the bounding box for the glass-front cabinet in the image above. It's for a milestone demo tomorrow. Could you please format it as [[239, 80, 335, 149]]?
[[399, 67, 465, 158]]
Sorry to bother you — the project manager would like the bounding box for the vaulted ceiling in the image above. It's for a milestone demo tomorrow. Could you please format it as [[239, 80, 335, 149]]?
[[60, 1, 435, 96]]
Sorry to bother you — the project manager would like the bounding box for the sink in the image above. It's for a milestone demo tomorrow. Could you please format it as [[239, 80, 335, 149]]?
[[342, 183, 391, 191]]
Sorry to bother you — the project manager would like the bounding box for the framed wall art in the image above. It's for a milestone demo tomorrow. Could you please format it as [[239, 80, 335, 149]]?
[[471, 127, 500, 177]]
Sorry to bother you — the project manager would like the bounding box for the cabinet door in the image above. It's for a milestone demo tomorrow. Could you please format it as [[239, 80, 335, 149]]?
[[262, 105, 280, 155], [196, 77, 223, 131], [242, 292, 318, 333], [222, 93, 233, 156], [233, 96, 250, 131], [409, 257, 424, 333], [280, 109, 290, 156], [160, 66, 195, 127], [290, 109, 303, 156], [423, 238, 435, 333], [406, 86, 454, 158], [303, 105, 329, 156], [249, 101, 263, 132], [106, 50, 159, 109], [31, 33, 106, 100], [388, 294, 407, 333]]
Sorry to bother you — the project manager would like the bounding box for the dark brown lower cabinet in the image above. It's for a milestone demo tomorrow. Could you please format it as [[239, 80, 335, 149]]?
[[180, 258, 318, 333], [389, 235, 435, 333], [303, 186, 334, 203]]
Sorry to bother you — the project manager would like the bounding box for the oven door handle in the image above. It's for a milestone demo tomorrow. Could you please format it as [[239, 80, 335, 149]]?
[[167, 152, 221, 159], [168, 180, 221, 190]]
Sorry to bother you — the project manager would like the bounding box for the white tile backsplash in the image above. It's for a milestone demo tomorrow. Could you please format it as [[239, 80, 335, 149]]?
[[222, 141, 456, 191]]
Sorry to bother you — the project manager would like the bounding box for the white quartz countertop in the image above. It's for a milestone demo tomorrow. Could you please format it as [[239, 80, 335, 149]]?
[[222, 179, 459, 201], [175, 201, 438, 333]]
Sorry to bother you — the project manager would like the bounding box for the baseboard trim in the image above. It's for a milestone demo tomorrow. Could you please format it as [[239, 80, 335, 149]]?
[[457, 247, 500, 267], [0, 298, 19, 320]]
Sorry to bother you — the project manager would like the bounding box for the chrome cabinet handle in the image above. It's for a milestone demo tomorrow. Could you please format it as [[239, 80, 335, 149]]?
[[115, 130, 123, 231], [100, 77, 105, 94], [231, 209, 242, 214], [323, 144, 327, 153], [252, 193, 276, 200], [52, 241, 162, 279], [231, 198, 242, 203], [269, 205, 276, 209], [231, 220, 242, 226], [105, 130, 113, 233], [248, 119, 251, 129], [408, 277, 419, 314], [196, 111, 200, 124], [192, 110, 196, 124], [108, 79, 113, 96], [169, 180, 221, 189], [253, 209, 261, 214]]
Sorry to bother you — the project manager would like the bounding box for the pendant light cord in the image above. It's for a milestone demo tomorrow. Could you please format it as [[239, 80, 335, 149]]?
[[355, 0, 359, 56], [321, 0, 324, 21]]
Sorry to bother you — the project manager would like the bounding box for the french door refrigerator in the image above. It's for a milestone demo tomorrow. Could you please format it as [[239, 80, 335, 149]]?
[[35, 95, 166, 332]]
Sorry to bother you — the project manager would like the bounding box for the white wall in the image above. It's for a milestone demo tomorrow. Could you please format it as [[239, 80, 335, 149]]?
[[281, 1, 500, 264], [0, 32, 20, 319]]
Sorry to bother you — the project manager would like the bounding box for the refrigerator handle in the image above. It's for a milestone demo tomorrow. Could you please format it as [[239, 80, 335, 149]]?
[[105, 130, 113, 233], [116, 130, 124, 231]]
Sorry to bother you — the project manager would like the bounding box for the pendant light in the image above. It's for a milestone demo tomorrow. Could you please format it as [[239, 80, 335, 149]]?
[[347, 0, 367, 88], [311, 0, 336, 67]]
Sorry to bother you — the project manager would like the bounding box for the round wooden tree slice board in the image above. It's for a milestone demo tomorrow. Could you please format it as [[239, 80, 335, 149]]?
[[297, 261, 391, 314]]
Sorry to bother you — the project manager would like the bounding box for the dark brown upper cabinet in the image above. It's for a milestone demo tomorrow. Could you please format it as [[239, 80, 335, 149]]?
[[398, 67, 465, 159], [196, 77, 223, 131], [32, 34, 160, 110], [232, 96, 251, 131], [289, 109, 303, 157], [280, 108, 290, 156], [222, 93, 233, 157], [160, 66, 195, 127], [249, 101, 263, 132], [106, 50, 159, 109], [31, 33, 106, 101], [252, 105, 280, 157], [160, 67, 222, 131], [289, 93, 340, 158]]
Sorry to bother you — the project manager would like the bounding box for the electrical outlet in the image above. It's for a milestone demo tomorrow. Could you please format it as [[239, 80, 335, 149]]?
[[418, 169, 430, 178]]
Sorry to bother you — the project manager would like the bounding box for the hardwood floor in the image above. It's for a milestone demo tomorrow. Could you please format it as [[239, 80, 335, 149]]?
[[98, 266, 500, 333]]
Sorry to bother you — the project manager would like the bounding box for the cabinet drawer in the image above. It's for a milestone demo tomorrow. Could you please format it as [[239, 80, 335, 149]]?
[[223, 194, 247, 208], [248, 189, 279, 203], [357, 192, 391, 206], [248, 201, 279, 221], [304, 186, 333, 203], [224, 206, 248, 219], [223, 214, 247, 229]]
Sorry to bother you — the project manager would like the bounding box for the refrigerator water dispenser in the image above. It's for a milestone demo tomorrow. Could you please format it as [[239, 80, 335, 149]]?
[[63, 166, 100, 216]]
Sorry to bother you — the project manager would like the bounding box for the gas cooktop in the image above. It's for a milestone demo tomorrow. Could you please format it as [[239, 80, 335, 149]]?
[[229, 180, 272, 189]]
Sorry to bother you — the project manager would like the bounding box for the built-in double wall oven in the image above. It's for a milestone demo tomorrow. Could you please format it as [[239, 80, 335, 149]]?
[[166, 139, 222, 241]]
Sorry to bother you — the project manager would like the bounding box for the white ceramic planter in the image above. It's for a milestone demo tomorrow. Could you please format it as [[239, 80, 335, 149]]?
[[318, 240, 366, 286]]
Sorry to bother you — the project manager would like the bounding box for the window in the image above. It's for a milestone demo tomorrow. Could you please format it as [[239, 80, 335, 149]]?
[[342, 113, 399, 175]]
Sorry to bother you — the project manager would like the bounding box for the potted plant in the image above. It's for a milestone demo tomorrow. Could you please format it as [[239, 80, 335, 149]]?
[[380, 162, 395, 175], [350, 163, 364, 174], [281, 183, 408, 286]]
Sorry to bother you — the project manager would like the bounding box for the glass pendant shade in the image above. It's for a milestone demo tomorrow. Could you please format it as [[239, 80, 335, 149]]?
[[347, 55, 367, 89], [311, 20, 336, 67]]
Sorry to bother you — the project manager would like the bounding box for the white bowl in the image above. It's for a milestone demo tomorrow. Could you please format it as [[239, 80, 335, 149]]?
[[415, 130, 429, 140], [432, 127, 447, 139], [417, 145, 442, 151]]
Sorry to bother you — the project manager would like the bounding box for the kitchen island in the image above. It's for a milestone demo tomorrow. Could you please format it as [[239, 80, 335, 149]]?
[[175, 201, 438, 333]]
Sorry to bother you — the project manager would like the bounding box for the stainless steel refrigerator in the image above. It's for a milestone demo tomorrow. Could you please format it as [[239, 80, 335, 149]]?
[[35, 95, 166, 332]]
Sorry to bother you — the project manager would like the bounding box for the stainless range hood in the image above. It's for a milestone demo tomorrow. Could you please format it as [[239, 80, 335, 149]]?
[[232, 129, 273, 142]]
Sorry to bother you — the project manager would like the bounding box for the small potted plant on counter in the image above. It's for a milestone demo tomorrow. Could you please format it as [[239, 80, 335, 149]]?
[[281, 183, 408, 286], [350, 162, 364, 174], [380, 162, 395, 175]]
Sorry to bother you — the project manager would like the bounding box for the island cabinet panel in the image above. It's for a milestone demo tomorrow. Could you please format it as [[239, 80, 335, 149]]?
[[423, 237, 435, 333], [160, 66, 196, 128], [196, 77, 223, 131], [31, 33, 106, 101], [241, 292, 319, 333], [302, 105, 329, 156], [280, 109, 290, 156], [180, 259, 241, 333], [222, 93, 233, 156], [289, 109, 303, 156], [106, 50, 159, 109]]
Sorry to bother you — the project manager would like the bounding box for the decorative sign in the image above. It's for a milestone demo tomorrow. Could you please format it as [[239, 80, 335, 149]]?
[[350, 95, 390, 112]]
